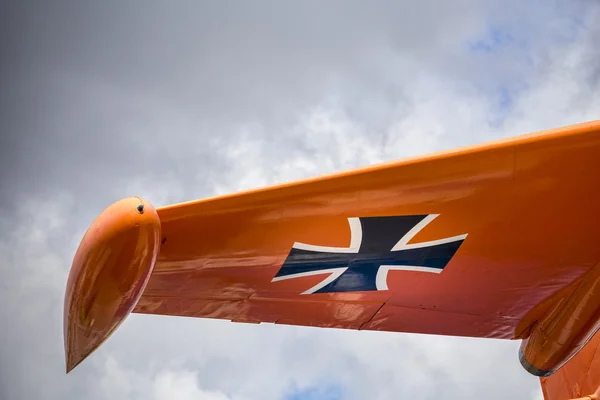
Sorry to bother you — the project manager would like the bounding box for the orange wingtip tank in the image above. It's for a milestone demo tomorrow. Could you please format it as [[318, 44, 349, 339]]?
[[63, 197, 161, 372]]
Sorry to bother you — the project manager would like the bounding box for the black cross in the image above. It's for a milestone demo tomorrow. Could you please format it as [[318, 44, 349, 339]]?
[[272, 215, 466, 293]]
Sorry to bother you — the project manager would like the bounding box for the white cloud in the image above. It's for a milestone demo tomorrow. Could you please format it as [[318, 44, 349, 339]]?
[[1, 1, 599, 400], [153, 370, 233, 400]]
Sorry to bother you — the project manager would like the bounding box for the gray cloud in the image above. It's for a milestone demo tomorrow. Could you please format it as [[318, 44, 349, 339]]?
[[1, 1, 599, 399]]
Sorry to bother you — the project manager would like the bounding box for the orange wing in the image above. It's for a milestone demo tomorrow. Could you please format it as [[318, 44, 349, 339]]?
[[64, 121, 600, 398], [136, 121, 600, 338]]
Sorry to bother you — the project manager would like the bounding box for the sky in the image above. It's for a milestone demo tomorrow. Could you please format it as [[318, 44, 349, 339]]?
[[0, 1, 599, 399]]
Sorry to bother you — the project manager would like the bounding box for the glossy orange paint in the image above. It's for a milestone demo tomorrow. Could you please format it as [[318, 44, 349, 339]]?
[[136, 121, 600, 337], [64, 120, 600, 399], [540, 326, 600, 400], [63, 197, 161, 372], [520, 258, 600, 377]]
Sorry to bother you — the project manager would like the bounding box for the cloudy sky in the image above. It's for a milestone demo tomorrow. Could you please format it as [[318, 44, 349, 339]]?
[[1, 1, 599, 399]]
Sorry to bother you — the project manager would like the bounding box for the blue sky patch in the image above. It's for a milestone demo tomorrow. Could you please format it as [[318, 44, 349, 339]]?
[[467, 26, 519, 53], [286, 385, 343, 400]]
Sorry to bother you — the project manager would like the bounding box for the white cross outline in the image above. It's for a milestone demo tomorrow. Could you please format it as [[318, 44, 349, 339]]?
[[271, 214, 468, 294]]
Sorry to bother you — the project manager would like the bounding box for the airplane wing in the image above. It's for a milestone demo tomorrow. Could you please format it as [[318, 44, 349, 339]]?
[[64, 120, 600, 398], [134, 121, 600, 339]]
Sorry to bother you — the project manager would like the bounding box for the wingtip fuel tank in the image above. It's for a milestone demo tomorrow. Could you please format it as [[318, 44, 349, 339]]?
[[63, 197, 161, 373]]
